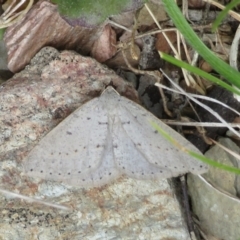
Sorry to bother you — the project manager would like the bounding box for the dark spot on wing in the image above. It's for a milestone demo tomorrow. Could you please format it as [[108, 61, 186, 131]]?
[[66, 131, 72, 135], [98, 121, 108, 125]]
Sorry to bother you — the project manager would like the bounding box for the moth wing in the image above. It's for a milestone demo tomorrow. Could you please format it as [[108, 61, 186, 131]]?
[[112, 120, 172, 179], [24, 97, 110, 184], [114, 96, 208, 178], [67, 136, 121, 187]]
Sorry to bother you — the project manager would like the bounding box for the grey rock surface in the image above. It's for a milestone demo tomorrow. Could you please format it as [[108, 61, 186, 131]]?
[[188, 137, 240, 240], [204, 137, 240, 196], [0, 47, 191, 239]]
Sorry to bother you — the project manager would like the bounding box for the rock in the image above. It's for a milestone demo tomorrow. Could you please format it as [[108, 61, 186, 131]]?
[[188, 137, 240, 240], [0, 47, 191, 239], [4, 1, 100, 73]]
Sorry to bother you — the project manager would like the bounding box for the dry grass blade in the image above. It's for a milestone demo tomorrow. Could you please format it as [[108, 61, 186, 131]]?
[[202, 0, 240, 22], [210, 139, 240, 162], [144, 3, 205, 94], [156, 70, 240, 139], [0, 188, 70, 210], [0, 0, 34, 28], [163, 120, 240, 128]]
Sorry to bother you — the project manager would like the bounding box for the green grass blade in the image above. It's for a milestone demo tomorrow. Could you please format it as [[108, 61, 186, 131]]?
[[159, 52, 240, 96], [162, 0, 240, 89], [212, 0, 240, 31], [151, 121, 240, 175]]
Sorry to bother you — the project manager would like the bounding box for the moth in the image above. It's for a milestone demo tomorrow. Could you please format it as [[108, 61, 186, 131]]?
[[24, 86, 208, 188]]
